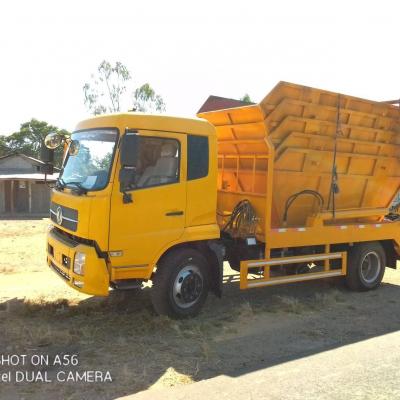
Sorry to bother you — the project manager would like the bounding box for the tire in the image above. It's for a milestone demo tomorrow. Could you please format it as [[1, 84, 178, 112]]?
[[151, 248, 209, 318], [346, 242, 386, 291]]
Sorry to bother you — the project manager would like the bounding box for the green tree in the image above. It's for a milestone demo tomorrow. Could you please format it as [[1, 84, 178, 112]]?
[[83, 61, 131, 115], [5, 119, 69, 167], [133, 83, 166, 113], [240, 93, 253, 103], [0, 135, 9, 156], [83, 60, 166, 115]]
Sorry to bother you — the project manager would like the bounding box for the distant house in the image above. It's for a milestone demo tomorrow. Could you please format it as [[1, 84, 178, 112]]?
[[0, 153, 59, 216], [197, 95, 255, 114]]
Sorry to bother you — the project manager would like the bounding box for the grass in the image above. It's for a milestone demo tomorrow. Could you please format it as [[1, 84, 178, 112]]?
[[1, 289, 271, 399], [1, 310, 201, 398], [3, 219, 400, 400], [314, 289, 346, 307], [2, 285, 350, 346], [275, 295, 307, 314], [248, 286, 349, 315], [0, 282, 392, 400]]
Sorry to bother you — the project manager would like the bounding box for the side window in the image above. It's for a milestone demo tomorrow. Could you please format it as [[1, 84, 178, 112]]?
[[135, 137, 180, 189], [188, 135, 209, 180]]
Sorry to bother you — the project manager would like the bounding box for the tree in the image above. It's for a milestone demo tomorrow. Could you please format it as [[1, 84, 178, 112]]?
[[240, 93, 253, 103], [4, 119, 69, 167], [0, 135, 9, 157], [83, 60, 166, 115], [83, 61, 131, 115], [133, 83, 166, 113]]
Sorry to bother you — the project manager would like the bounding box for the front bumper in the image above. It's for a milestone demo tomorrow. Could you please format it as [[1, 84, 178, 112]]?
[[46, 228, 110, 296]]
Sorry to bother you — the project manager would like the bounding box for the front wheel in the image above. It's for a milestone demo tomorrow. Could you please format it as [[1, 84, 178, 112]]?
[[151, 248, 209, 318], [346, 242, 386, 291]]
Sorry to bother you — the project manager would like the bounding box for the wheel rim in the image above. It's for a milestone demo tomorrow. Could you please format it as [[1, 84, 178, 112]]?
[[173, 264, 204, 309], [360, 251, 381, 284]]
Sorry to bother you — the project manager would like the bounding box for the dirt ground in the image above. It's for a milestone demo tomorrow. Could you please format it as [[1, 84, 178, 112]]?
[[1, 219, 400, 400]]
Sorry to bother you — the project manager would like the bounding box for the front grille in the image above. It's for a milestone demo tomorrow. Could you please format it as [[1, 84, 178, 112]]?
[[50, 261, 70, 281], [50, 202, 78, 232], [51, 227, 79, 247], [52, 227, 94, 247]]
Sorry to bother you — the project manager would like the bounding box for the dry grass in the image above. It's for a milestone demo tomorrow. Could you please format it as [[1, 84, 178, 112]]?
[[0, 274, 351, 399], [1, 292, 224, 394], [274, 295, 307, 314], [151, 367, 194, 388], [2, 220, 400, 399], [314, 289, 346, 307]]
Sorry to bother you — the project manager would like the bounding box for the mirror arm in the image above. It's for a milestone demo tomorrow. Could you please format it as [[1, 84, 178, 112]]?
[[122, 191, 133, 204]]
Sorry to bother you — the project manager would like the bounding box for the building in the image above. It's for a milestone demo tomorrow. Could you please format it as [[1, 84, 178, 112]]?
[[0, 153, 58, 216], [197, 95, 255, 114]]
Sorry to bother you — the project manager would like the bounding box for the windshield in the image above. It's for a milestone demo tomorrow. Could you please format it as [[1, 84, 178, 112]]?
[[60, 129, 118, 191]]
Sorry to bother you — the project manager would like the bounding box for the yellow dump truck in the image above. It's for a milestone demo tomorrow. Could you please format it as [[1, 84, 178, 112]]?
[[43, 82, 400, 317]]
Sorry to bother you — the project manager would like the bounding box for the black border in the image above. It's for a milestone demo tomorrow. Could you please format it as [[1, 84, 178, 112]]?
[[60, 127, 120, 193], [187, 134, 209, 180], [124, 129, 182, 192]]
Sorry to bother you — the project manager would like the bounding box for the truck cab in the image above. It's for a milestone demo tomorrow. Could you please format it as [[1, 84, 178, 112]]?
[[46, 113, 222, 317]]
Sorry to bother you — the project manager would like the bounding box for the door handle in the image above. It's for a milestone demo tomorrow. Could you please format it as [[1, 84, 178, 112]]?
[[165, 211, 184, 216]]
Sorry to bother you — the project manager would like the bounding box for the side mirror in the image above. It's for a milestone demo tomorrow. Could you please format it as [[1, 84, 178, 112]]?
[[44, 132, 63, 149], [40, 144, 54, 174], [68, 140, 80, 156], [41, 144, 54, 163], [119, 166, 137, 190], [119, 132, 139, 203], [120, 132, 139, 166]]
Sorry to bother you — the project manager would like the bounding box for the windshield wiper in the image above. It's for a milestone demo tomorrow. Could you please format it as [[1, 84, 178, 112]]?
[[56, 177, 88, 195], [55, 177, 66, 191], [65, 181, 88, 195]]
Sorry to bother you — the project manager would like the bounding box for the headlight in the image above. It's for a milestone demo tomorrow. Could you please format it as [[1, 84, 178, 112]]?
[[73, 252, 86, 275]]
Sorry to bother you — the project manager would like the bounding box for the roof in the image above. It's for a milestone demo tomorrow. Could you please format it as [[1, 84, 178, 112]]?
[[75, 113, 216, 137], [0, 152, 60, 171], [0, 172, 58, 181], [197, 95, 255, 114], [0, 152, 45, 165]]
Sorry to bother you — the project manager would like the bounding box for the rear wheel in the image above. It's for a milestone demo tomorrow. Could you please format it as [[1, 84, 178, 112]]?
[[151, 248, 209, 318], [346, 242, 386, 291]]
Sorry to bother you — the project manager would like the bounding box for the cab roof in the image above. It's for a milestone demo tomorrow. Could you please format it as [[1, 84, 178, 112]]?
[[75, 112, 216, 137]]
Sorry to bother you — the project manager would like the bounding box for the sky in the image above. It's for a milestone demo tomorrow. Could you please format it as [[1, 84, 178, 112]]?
[[0, 0, 399, 134]]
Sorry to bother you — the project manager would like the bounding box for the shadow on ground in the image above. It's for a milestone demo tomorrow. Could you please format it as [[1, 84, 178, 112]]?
[[1, 273, 400, 400]]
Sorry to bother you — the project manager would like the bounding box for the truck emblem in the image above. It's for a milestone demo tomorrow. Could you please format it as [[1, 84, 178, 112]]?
[[56, 206, 63, 225]]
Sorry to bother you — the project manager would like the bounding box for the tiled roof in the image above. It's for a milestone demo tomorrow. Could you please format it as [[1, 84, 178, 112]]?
[[197, 95, 255, 114], [0, 152, 60, 171]]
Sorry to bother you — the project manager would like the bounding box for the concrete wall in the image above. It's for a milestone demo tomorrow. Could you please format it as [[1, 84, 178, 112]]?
[[0, 179, 51, 216], [0, 156, 38, 174], [0, 155, 52, 216], [0, 181, 4, 213], [31, 181, 51, 214]]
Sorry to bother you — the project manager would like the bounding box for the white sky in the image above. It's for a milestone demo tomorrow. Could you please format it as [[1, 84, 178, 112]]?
[[0, 0, 399, 134]]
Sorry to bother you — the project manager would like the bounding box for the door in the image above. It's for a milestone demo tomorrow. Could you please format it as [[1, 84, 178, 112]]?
[[4, 181, 11, 213], [14, 180, 29, 213], [109, 130, 187, 268]]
